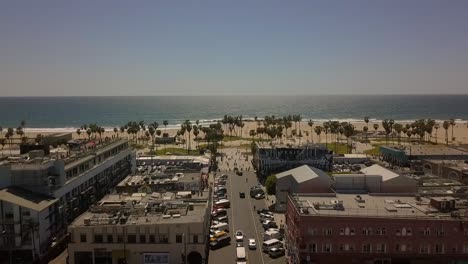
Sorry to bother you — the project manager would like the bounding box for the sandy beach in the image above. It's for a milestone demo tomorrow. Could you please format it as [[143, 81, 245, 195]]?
[[2, 120, 468, 154]]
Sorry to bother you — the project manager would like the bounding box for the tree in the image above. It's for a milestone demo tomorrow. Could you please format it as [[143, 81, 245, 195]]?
[[249, 129, 256, 142], [373, 123, 379, 132], [185, 120, 192, 154], [434, 123, 440, 144], [20, 120, 26, 136], [364, 116, 369, 127], [0, 138, 6, 157], [163, 120, 169, 152], [265, 174, 277, 195], [0, 126, 3, 138], [342, 122, 355, 153], [86, 129, 92, 140], [314, 126, 322, 143], [443, 121, 450, 145], [113, 127, 118, 138], [381, 119, 392, 145], [5, 128, 14, 155], [449, 118, 456, 142], [393, 123, 403, 145], [76, 128, 81, 139], [308, 120, 314, 142], [35, 134, 43, 144], [120, 126, 125, 138]]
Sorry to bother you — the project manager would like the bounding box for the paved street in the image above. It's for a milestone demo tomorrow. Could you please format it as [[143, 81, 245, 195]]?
[[208, 148, 285, 264]]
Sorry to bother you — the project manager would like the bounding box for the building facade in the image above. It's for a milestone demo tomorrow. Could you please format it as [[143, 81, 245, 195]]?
[[252, 143, 332, 178], [285, 193, 468, 264], [0, 138, 135, 260], [68, 191, 211, 264]]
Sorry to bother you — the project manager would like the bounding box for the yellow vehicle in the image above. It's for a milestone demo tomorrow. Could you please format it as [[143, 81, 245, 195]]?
[[210, 231, 228, 242]]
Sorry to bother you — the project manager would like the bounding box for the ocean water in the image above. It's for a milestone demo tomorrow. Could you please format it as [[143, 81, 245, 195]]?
[[0, 95, 467, 130]]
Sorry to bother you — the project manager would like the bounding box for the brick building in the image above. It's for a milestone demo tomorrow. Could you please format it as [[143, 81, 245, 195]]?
[[285, 193, 468, 264]]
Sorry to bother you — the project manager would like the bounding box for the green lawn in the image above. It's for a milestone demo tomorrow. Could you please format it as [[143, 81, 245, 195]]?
[[363, 143, 386, 156], [327, 143, 349, 154], [147, 148, 199, 155]]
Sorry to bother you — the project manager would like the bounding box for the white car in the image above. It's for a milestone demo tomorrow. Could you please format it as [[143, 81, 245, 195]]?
[[248, 238, 256, 250], [235, 230, 244, 242]]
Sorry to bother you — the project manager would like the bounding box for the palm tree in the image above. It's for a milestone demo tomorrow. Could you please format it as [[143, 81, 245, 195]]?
[[406, 130, 412, 144], [0, 138, 6, 157], [86, 129, 92, 140], [393, 123, 403, 145], [373, 123, 379, 132], [148, 125, 156, 156], [443, 121, 450, 145], [343, 123, 355, 153], [449, 118, 456, 142], [0, 126, 3, 138], [6, 128, 14, 155], [113, 127, 118, 138], [76, 128, 81, 139], [363, 126, 369, 142], [313, 126, 322, 143], [364, 116, 370, 128], [381, 119, 392, 145], [193, 125, 200, 150], [120, 126, 125, 138], [308, 120, 314, 142], [20, 120, 26, 137], [434, 123, 440, 144], [323, 122, 330, 148], [185, 120, 193, 154]]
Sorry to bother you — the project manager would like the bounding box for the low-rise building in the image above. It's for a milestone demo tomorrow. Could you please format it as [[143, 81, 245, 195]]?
[[418, 159, 468, 184], [0, 138, 135, 260], [333, 164, 418, 193], [275, 165, 333, 211], [380, 145, 468, 166], [285, 193, 468, 264], [252, 142, 332, 178], [68, 191, 211, 264]]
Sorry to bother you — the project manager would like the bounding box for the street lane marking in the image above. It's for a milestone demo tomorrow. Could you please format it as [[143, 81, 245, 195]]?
[[248, 185, 265, 264]]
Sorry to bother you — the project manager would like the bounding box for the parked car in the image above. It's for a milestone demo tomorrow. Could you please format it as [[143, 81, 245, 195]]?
[[262, 220, 278, 229], [268, 247, 285, 258], [236, 171, 243, 176], [213, 215, 228, 223], [215, 199, 230, 208], [248, 238, 256, 250], [257, 208, 271, 214], [254, 193, 265, 199], [239, 192, 245, 198], [210, 236, 231, 250], [211, 208, 227, 217]]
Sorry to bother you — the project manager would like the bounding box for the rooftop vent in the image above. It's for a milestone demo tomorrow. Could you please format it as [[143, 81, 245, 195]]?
[[173, 214, 181, 218], [84, 218, 91, 226], [162, 215, 171, 219]]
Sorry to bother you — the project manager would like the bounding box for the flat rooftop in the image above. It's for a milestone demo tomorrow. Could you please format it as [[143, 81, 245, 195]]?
[[70, 191, 209, 227], [384, 145, 468, 156], [0, 187, 57, 212], [117, 172, 201, 187], [256, 142, 327, 149], [292, 193, 468, 220], [137, 155, 209, 164]]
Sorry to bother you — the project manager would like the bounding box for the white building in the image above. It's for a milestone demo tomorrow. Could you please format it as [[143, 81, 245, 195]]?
[[275, 165, 333, 211], [68, 191, 211, 264], [0, 139, 135, 260], [333, 164, 417, 193]]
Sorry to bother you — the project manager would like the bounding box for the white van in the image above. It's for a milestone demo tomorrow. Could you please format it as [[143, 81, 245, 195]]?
[[262, 238, 282, 252], [236, 247, 247, 264]]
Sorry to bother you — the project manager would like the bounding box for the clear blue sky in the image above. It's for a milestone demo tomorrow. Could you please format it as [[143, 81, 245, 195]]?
[[1, 0, 467, 96]]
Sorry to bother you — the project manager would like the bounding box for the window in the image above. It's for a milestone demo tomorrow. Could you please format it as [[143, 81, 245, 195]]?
[[464, 244, 468, 254], [322, 243, 332, 253], [420, 245, 430, 254], [435, 244, 444, 254], [127, 234, 136, 243], [363, 243, 372, 253], [149, 235, 155, 243], [339, 244, 352, 252], [362, 228, 371, 235], [396, 229, 401, 236], [140, 235, 146, 243], [309, 243, 317, 253], [193, 235, 198, 244], [395, 244, 407, 252], [436, 229, 445, 237], [323, 228, 332, 236], [464, 229, 468, 236], [159, 234, 168, 243], [80, 234, 87, 242], [176, 234, 183, 243], [107, 235, 113, 243], [420, 228, 430, 236], [350, 228, 355, 235], [376, 243, 386, 253], [308, 228, 318, 235], [117, 235, 123, 243], [94, 234, 103, 243]]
